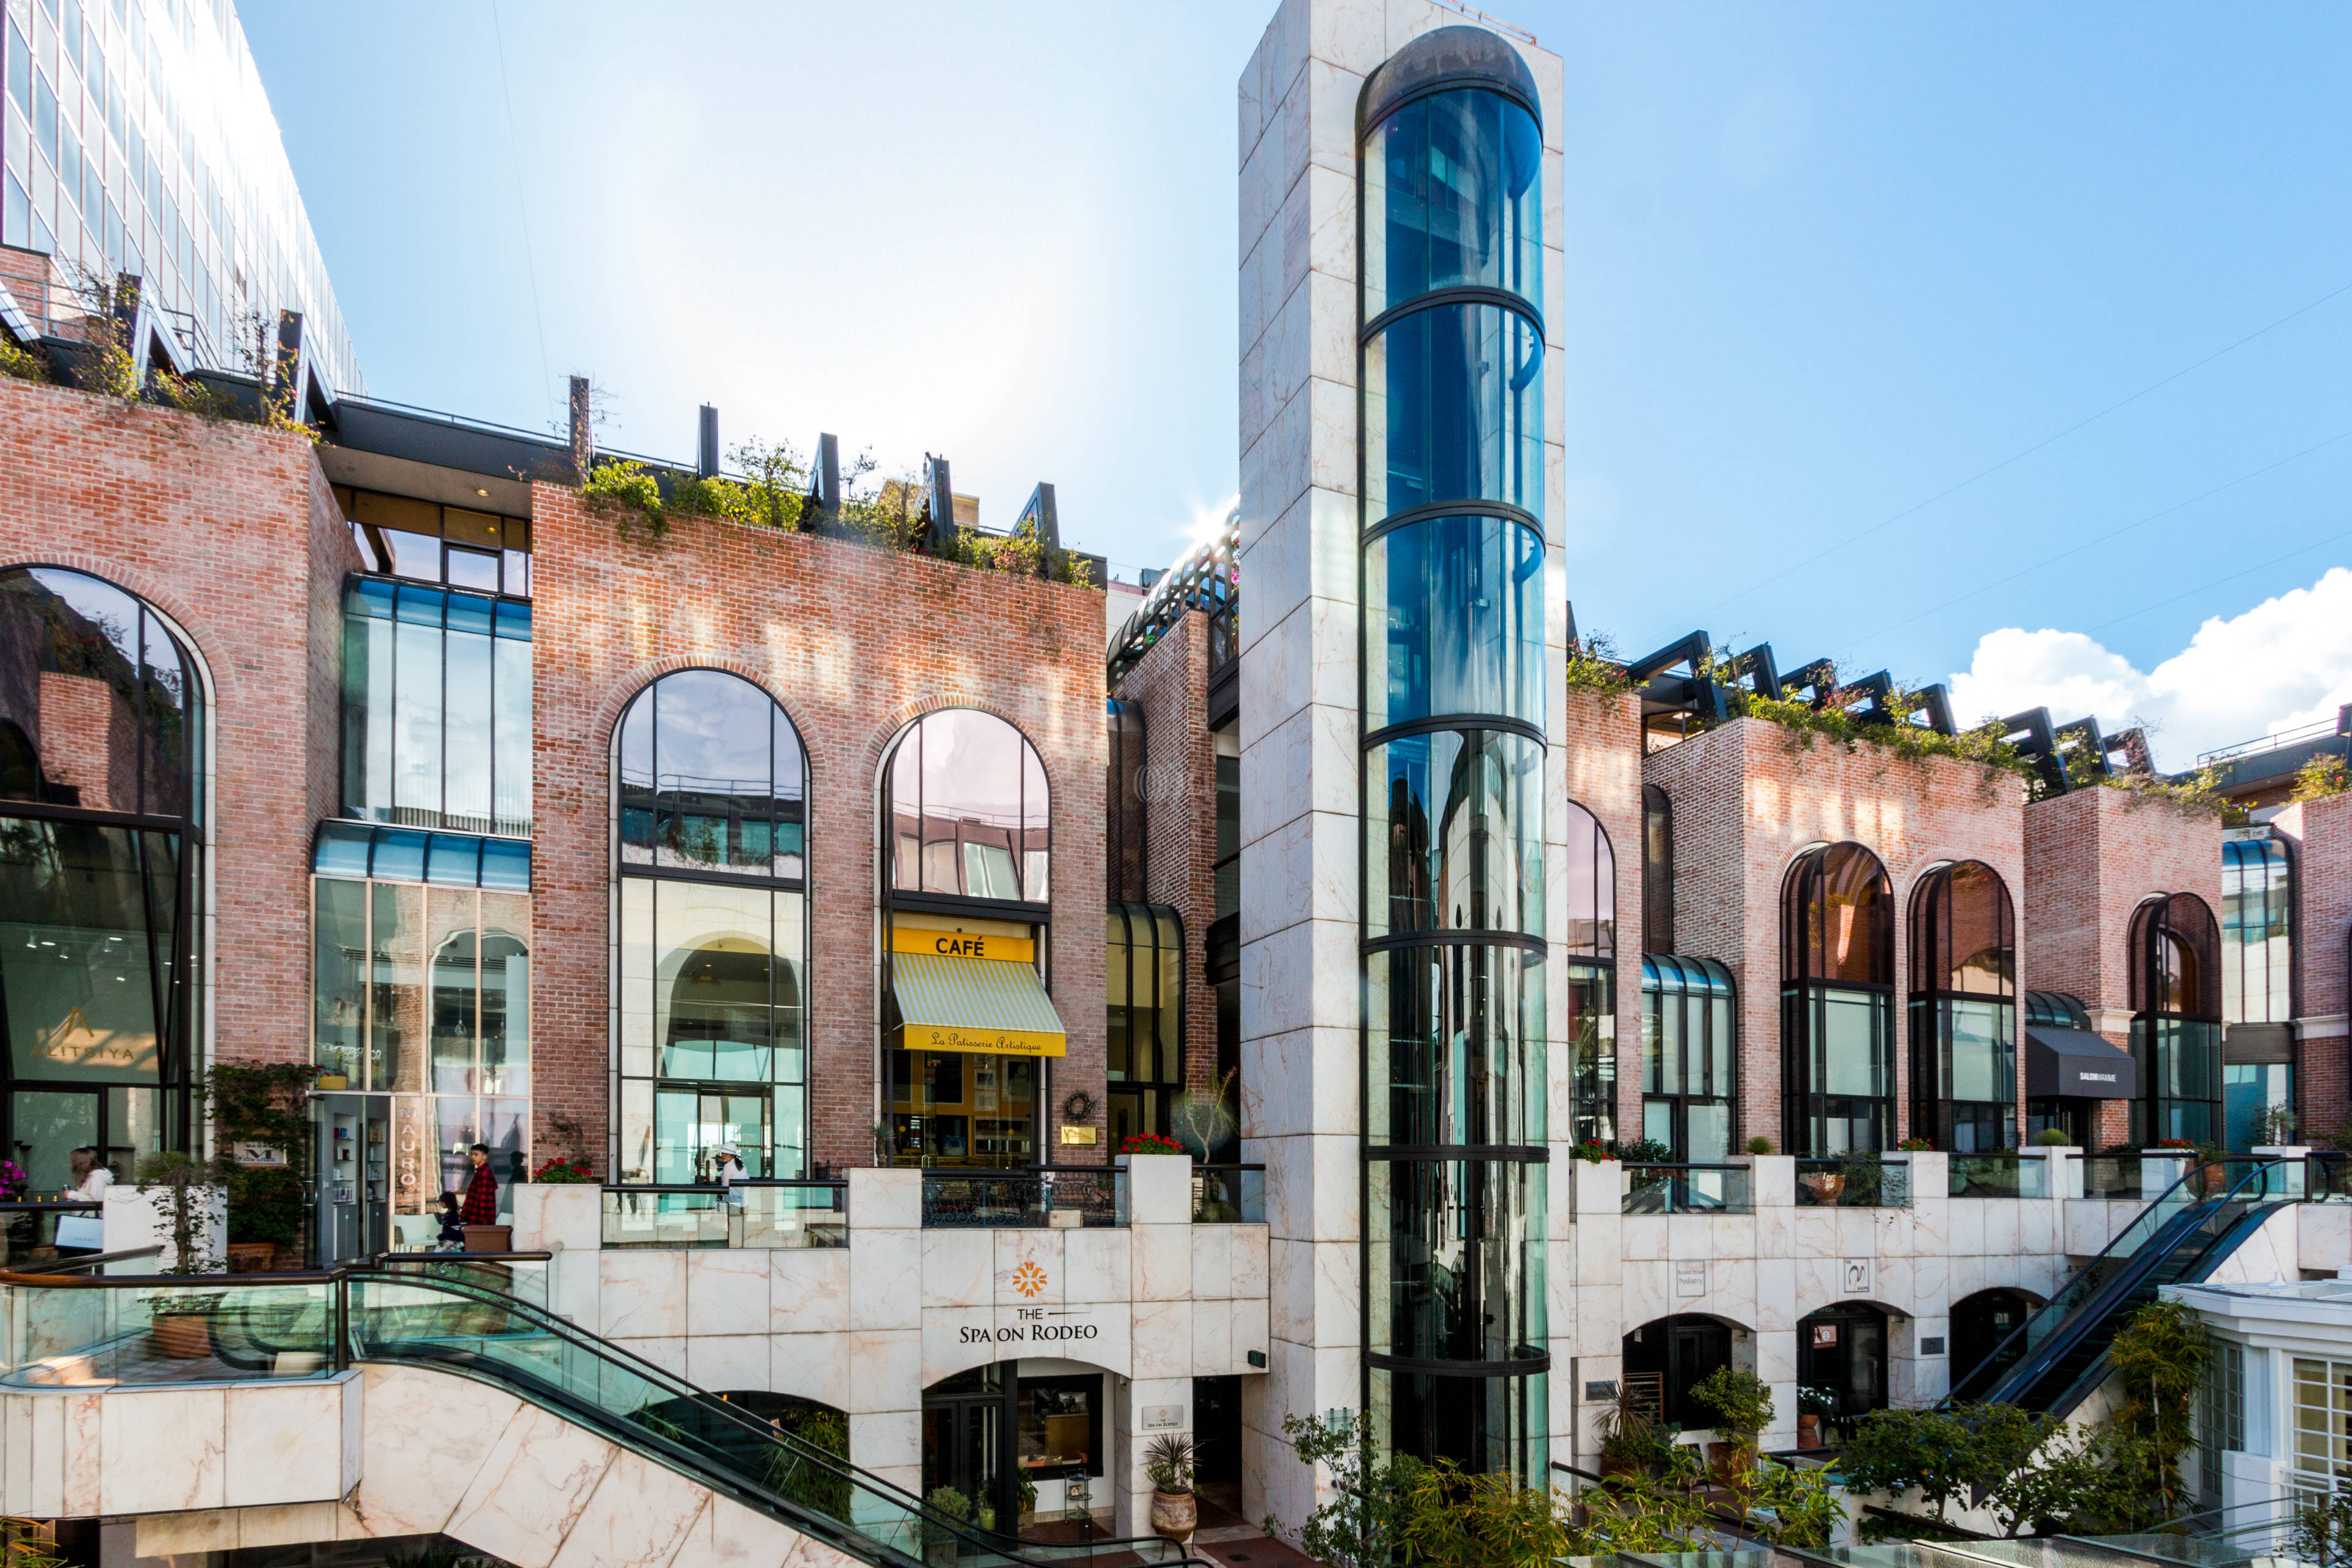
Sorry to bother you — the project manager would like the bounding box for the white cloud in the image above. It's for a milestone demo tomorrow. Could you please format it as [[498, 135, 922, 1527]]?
[[1946, 567, 2352, 770]]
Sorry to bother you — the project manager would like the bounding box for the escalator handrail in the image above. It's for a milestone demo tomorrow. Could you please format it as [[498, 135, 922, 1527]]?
[[338, 1263, 1214, 1568], [1954, 1158, 2290, 1408]]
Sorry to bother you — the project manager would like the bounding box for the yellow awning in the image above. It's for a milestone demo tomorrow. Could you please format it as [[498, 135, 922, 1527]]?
[[891, 951, 1067, 1058]]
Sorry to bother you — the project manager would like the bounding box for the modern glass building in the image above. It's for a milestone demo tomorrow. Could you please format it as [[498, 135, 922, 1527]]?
[[1357, 24, 1548, 1477], [1, 0, 361, 391]]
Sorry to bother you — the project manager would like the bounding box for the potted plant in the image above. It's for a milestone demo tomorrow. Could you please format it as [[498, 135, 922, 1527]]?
[[532, 1156, 595, 1183], [1692, 1365, 1774, 1487], [1798, 1167, 1844, 1202], [1119, 1133, 1186, 1157], [1597, 1385, 1660, 1480], [1746, 1136, 1774, 1156], [1144, 1432, 1199, 1543], [921, 1485, 970, 1567], [1796, 1385, 1836, 1449]]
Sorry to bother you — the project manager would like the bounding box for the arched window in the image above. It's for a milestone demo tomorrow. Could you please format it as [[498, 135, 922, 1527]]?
[[2130, 893, 2222, 1145], [1642, 784, 1673, 954], [1641, 956, 1735, 1162], [0, 565, 203, 1192], [888, 709, 1049, 904], [613, 670, 809, 1184], [1782, 843, 1895, 1155], [1908, 861, 2017, 1153], [880, 710, 1061, 1169], [1564, 802, 1616, 1145]]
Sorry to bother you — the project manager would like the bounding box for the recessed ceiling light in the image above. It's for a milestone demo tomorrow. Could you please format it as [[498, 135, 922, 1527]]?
[[475, 488, 489, 497]]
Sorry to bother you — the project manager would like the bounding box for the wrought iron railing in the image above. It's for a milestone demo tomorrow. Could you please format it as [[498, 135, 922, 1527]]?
[[919, 1166, 1128, 1229]]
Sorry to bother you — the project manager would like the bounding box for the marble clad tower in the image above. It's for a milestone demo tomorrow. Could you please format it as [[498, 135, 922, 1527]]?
[[1235, 0, 1569, 1519]]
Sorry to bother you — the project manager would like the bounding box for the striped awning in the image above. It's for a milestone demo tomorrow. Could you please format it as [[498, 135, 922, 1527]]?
[[891, 951, 1067, 1058]]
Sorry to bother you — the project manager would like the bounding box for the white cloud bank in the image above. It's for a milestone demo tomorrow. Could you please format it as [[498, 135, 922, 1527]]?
[[1945, 566, 2352, 771]]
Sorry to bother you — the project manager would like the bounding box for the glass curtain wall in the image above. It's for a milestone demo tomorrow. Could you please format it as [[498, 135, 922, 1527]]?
[[2222, 834, 2293, 1149], [1106, 903, 1183, 1145], [0, 566, 200, 1188], [1641, 956, 1735, 1162], [2130, 892, 2223, 1145], [1907, 861, 2018, 1153], [311, 827, 530, 1210], [1782, 843, 1896, 1155], [614, 670, 809, 1183], [341, 578, 532, 838], [1360, 32, 1548, 1477], [1561, 802, 1615, 1146]]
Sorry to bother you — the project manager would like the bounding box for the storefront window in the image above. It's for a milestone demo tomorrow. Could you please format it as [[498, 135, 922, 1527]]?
[[1783, 843, 1896, 1155], [614, 669, 809, 1185]]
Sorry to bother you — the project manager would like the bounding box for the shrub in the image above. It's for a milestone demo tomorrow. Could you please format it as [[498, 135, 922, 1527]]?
[[1746, 1135, 1774, 1156], [532, 1158, 595, 1184], [1691, 1365, 1774, 1442], [2293, 753, 2349, 802], [1120, 1132, 1186, 1156]]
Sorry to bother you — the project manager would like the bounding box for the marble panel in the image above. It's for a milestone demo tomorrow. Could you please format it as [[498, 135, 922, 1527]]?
[[684, 1250, 771, 1339], [1984, 1201, 2021, 1258], [1313, 1236, 1362, 1346], [846, 1331, 922, 1415], [1754, 1202, 1792, 1258], [1755, 1330, 1798, 1385], [1191, 1223, 1234, 1300], [922, 1229, 995, 1310], [599, 1251, 688, 1340], [1793, 1258, 1840, 1317], [2022, 1254, 2060, 1298], [1621, 1216, 1666, 1262], [1666, 1215, 1709, 1262], [1947, 1200, 1986, 1256], [1710, 1215, 1758, 1259], [2303, 1204, 2352, 1271], [849, 1169, 921, 1231], [852, 1229, 923, 1329], [697, 1500, 805, 1568], [350, 1366, 523, 1539], [1981, 1250, 2021, 1289], [686, 1334, 771, 1395], [548, 1449, 709, 1568], [1064, 1227, 1132, 1305], [1911, 1198, 1950, 1255], [1134, 1300, 1193, 1381], [1912, 1252, 1951, 1310], [100, 1387, 225, 1514], [1755, 1258, 1797, 1333], [1309, 1134, 1363, 1243], [625, 1336, 692, 1376], [850, 1409, 922, 1472], [1575, 1220, 1624, 1287], [1308, 0, 1386, 75], [134, 1512, 238, 1556], [1233, 1226, 1270, 1299], [2019, 1202, 2056, 1256], [770, 1332, 850, 1412], [990, 1227, 1065, 1305], [445, 1403, 617, 1568], [1243, 925, 1319, 1043], [224, 1381, 347, 1508], [1269, 1235, 1315, 1343], [772, 1247, 851, 1334], [1308, 377, 1359, 498], [1875, 1209, 1913, 1256], [1193, 1296, 1234, 1376], [1874, 1257, 1915, 1313], [1836, 1207, 1876, 1257], [1231, 1296, 1271, 1367], [58, 1390, 94, 1517], [1306, 268, 1354, 390], [1622, 1262, 1669, 1329], [236, 1502, 343, 1548], [1950, 1253, 1986, 1300]]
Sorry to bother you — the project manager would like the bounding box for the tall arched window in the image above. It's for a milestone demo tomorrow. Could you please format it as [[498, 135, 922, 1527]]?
[[881, 710, 1061, 1168], [1782, 843, 1895, 1155], [1908, 861, 2016, 1153], [614, 670, 809, 1184], [1642, 956, 1735, 1161], [2130, 893, 2222, 1145], [0, 566, 203, 1190], [1562, 802, 1615, 1145]]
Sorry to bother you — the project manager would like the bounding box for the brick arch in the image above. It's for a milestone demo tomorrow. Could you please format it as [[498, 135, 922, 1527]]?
[[860, 693, 1056, 791], [583, 654, 810, 763], [0, 551, 233, 707]]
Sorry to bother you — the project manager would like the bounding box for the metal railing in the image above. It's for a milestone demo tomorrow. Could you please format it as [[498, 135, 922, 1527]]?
[[920, 1166, 1128, 1229], [1947, 1153, 2049, 1199], [1793, 1158, 1913, 1208], [1191, 1164, 1265, 1223], [1623, 1164, 1753, 1215], [2199, 710, 2349, 766], [601, 1182, 848, 1249]]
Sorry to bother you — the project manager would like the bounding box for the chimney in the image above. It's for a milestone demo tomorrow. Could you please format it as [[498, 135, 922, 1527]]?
[[924, 454, 959, 556], [697, 404, 719, 480], [568, 375, 594, 481]]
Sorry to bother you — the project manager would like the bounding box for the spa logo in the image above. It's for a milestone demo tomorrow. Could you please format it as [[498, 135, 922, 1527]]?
[[1012, 1261, 1047, 1298]]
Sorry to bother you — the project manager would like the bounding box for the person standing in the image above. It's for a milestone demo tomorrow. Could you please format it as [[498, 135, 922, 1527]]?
[[459, 1143, 499, 1233], [714, 1143, 748, 1208]]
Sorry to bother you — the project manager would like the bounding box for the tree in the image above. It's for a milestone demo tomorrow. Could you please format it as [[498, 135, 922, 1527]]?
[[2105, 1299, 2211, 1522], [1261, 1410, 1411, 1568], [1967, 1407, 2103, 1538], [1840, 1406, 1978, 1524]]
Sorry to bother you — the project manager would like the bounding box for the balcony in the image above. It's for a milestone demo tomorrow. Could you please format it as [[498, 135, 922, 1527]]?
[[1947, 1153, 2049, 1199], [600, 1182, 847, 1249], [1622, 1164, 1752, 1215], [918, 1166, 1127, 1229], [1793, 1158, 1913, 1208]]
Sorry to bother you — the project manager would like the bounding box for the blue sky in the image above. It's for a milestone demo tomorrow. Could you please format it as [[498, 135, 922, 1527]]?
[[243, 2, 2352, 767]]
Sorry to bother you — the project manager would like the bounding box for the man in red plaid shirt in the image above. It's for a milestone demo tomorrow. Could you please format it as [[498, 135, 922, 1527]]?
[[459, 1144, 499, 1227]]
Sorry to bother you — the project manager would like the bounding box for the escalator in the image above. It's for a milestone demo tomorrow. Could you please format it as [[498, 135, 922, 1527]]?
[[332, 1257, 1202, 1568], [1945, 1159, 2297, 1417]]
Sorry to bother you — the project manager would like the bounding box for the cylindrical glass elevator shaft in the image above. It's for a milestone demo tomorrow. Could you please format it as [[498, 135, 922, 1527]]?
[[1359, 28, 1548, 1479]]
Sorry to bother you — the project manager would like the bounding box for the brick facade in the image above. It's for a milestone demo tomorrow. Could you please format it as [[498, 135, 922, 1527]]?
[[526, 484, 1110, 1174], [2271, 793, 2352, 1140], [1558, 690, 1646, 1142], [1641, 718, 2028, 1152], [0, 376, 355, 1079], [1109, 609, 1222, 1101]]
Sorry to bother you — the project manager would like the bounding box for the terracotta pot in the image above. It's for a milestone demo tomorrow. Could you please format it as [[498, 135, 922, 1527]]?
[[1599, 1451, 1640, 1480], [225, 1242, 276, 1274], [1799, 1172, 1845, 1202], [149, 1313, 212, 1360], [462, 1224, 513, 1254], [1798, 1412, 1822, 1450], [1150, 1489, 1197, 1544], [1706, 1440, 1752, 1487]]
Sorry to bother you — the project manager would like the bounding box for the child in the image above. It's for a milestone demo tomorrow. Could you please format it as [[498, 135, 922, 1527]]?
[[434, 1191, 466, 1251]]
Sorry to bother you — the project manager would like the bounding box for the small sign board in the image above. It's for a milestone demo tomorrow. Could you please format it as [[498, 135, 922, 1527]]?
[[1584, 1379, 1619, 1401], [1674, 1259, 1706, 1297], [1919, 1336, 1947, 1357], [1058, 1126, 1099, 1146], [1843, 1258, 1872, 1294], [1143, 1404, 1183, 1430], [232, 1140, 287, 1167]]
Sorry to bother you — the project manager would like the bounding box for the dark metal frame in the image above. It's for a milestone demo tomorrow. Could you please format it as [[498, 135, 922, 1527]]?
[[1905, 861, 2019, 1155], [2128, 891, 2225, 1144], [1781, 843, 1897, 1156], [1640, 955, 1738, 1163]]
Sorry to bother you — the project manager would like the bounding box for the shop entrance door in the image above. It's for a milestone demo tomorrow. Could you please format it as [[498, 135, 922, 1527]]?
[[923, 1365, 1013, 1539], [1797, 1303, 1888, 1431]]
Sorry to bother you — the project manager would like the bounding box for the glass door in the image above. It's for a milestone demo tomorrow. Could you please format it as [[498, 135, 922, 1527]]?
[[923, 1365, 1012, 1539]]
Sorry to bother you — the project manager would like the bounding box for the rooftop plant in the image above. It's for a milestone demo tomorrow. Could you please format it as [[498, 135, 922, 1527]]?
[[2293, 752, 2350, 802], [1565, 631, 1639, 699]]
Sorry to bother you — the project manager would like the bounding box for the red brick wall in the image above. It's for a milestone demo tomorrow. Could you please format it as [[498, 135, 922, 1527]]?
[[1558, 690, 1645, 1142], [1110, 610, 1221, 1100], [1642, 718, 2028, 1151], [0, 375, 356, 1077], [526, 486, 1109, 1172], [2272, 794, 2352, 1139]]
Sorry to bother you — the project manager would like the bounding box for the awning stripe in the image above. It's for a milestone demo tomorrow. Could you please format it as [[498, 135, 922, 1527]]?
[[892, 951, 1068, 1058]]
